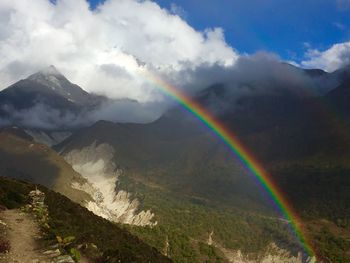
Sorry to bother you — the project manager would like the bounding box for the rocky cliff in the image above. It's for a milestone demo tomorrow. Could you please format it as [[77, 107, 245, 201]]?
[[63, 141, 156, 226]]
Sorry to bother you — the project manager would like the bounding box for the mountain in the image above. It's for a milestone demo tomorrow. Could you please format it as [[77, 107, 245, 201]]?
[[0, 66, 104, 128], [1, 64, 350, 261], [22, 128, 73, 147], [27, 65, 94, 105], [54, 105, 350, 261], [53, 64, 350, 262], [56, 119, 316, 262], [0, 65, 97, 108], [192, 67, 350, 222], [56, 118, 267, 211], [195, 64, 350, 163], [0, 128, 160, 228], [325, 75, 350, 119]]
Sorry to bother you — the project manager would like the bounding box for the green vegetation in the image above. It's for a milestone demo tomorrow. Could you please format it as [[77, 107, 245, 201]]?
[[119, 174, 300, 262], [0, 177, 28, 209], [0, 176, 170, 262], [312, 226, 350, 263], [272, 163, 350, 223], [119, 164, 350, 262]]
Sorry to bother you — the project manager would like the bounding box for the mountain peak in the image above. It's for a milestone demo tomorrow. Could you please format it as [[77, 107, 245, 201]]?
[[39, 65, 62, 76], [26, 65, 68, 91], [19, 65, 94, 107], [27, 65, 65, 82]]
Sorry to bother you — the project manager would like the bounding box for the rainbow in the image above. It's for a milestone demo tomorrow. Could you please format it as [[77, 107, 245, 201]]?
[[142, 71, 317, 259]]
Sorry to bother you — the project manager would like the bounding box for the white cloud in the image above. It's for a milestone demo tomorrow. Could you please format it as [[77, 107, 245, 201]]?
[[0, 0, 238, 102], [301, 41, 350, 72]]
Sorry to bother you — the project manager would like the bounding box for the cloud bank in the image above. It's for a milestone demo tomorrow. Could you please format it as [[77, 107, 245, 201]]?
[[302, 42, 350, 72], [1, 52, 334, 129], [0, 0, 237, 102]]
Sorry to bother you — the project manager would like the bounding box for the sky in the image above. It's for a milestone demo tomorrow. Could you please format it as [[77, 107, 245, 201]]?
[[89, 0, 350, 63], [1, 0, 350, 126]]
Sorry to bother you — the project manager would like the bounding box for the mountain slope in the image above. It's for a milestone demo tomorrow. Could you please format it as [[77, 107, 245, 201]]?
[[55, 121, 317, 262], [0, 129, 90, 204], [194, 72, 350, 220], [56, 119, 268, 211], [326, 78, 350, 119], [0, 176, 171, 262]]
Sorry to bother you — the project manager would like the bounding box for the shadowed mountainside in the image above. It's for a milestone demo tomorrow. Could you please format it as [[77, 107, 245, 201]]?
[[0, 130, 90, 204]]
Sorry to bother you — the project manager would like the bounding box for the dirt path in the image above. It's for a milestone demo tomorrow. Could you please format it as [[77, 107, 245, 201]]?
[[0, 209, 91, 263], [0, 209, 52, 263]]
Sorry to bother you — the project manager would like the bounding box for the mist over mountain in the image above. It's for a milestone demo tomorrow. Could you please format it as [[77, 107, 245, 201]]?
[[0, 65, 169, 128], [0, 65, 101, 128], [0, 56, 347, 130]]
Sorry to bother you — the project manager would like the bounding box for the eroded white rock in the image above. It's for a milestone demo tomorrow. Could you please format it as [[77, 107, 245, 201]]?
[[63, 141, 156, 226], [216, 242, 305, 263]]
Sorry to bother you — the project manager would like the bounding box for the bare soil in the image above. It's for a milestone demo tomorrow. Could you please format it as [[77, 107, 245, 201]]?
[[0, 209, 51, 263]]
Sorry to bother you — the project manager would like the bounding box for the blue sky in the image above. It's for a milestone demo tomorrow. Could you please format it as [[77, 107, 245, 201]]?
[[88, 0, 350, 63]]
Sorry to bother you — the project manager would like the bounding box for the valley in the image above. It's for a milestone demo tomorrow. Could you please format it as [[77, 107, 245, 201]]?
[[0, 64, 350, 262]]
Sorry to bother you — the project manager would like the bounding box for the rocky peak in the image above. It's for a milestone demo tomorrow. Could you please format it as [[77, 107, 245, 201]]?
[[25, 65, 92, 106], [27, 65, 67, 89]]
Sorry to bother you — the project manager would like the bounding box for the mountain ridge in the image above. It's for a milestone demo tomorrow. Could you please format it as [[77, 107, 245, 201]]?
[[1, 64, 350, 261]]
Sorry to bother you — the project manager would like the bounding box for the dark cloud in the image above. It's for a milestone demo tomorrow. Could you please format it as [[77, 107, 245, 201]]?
[[172, 52, 332, 98], [160, 52, 340, 115]]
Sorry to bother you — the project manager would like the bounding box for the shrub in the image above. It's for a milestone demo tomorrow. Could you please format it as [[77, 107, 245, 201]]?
[[69, 248, 81, 262]]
